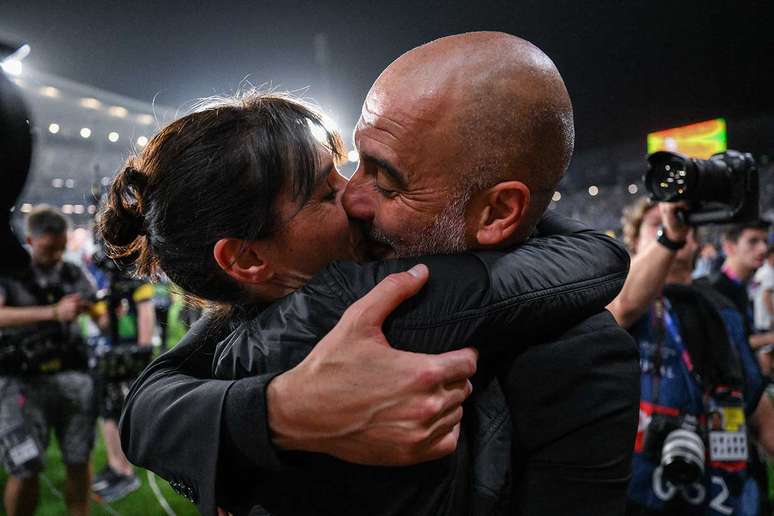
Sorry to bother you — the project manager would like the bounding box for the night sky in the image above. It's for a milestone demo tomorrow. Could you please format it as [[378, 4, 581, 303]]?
[[2, 0, 771, 151]]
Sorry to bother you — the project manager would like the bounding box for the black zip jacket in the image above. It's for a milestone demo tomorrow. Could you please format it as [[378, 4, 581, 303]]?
[[119, 213, 639, 515]]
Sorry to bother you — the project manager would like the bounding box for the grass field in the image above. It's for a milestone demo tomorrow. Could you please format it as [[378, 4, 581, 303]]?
[[0, 430, 198, 516]]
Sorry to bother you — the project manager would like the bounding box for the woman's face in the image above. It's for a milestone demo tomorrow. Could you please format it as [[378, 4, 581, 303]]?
[[265, 151, 363, 288]]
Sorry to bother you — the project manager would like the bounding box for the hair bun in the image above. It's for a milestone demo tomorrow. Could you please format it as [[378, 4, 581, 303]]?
[[98, 164, 149, 249]]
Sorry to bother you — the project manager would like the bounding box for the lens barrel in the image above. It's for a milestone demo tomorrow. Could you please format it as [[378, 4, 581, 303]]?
[[661, 429, 705, 485]]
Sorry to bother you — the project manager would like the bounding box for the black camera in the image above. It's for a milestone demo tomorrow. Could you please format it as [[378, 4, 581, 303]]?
[[644, 150, 759, 226], [642, 413, 705, 486]]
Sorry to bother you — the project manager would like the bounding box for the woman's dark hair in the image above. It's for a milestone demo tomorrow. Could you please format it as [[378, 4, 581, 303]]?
[[98, 92, 343, 304]]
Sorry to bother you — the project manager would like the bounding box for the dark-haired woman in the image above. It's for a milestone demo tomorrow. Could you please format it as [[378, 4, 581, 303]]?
[[100, 92, 632, 515]]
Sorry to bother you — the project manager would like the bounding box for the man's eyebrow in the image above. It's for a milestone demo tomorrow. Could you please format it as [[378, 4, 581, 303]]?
[[360, 153, 408, 189]]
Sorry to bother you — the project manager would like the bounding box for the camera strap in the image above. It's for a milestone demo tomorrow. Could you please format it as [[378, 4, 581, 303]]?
[[650, 297, 706, 407]]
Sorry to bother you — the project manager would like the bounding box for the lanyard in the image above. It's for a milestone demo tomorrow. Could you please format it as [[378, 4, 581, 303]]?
[[650, 297, 706, 408]]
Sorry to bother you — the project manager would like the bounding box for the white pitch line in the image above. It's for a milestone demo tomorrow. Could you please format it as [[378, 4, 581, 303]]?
[[147, 470, 177, 516]]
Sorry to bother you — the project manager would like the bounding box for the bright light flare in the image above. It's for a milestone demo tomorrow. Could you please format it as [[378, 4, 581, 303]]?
[[108, 131, 120, 142], [48, 123, 60, 134], [136, 136, 148, 146], [80, 127, 92, 138], [588, 185, 599, 197], [80, 97, 102, 110], [628, 184, 639, 194], [347, 150, 359, 163], [1, 60, 22, 76], [552, 191, 562, 202]]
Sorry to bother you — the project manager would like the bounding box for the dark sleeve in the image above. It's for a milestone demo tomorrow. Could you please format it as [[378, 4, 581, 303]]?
[[213, 212, 630, 379], [502, 311, 640, 516], [119, 317, 283, 516]]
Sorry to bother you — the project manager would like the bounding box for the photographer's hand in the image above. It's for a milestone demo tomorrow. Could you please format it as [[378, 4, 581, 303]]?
[[266, 264, 477, 465], [53, 293, 83, 322], [608, 201, 692, 328], [659, 202, 690, 242]]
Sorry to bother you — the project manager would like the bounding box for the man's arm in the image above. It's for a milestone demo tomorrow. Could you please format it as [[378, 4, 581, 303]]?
[[121, 272, 477, 515], [0, 293, 83, 326], [607, 203, 688, 328], [750, 394, 774, 456]]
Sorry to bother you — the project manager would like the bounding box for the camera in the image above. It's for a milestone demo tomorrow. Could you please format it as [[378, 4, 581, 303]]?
[[644, 150, 759, 226], [642, 413, 705, 486]]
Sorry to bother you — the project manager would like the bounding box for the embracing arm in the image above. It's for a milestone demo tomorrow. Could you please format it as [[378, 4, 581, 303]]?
[[121, 282, 477, 515], [214, 212, 629, 378]]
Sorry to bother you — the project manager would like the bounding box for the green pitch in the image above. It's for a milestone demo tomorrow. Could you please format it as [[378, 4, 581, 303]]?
[[0, 431, 198, 515]]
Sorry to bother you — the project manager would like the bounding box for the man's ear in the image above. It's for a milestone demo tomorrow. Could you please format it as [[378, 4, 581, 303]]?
[[472, 181, 530, 246], [213, 238, 273, 285]]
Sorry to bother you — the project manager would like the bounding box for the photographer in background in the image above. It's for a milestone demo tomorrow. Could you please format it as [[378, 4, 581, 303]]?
[[0, 206, 102, 516], [713, 223, 774, 369], [89, 258, 155, 502], [608, 198, 774, 516]]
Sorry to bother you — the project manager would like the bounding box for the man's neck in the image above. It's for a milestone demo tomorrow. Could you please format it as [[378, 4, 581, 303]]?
[[723, 258, 753, 282]]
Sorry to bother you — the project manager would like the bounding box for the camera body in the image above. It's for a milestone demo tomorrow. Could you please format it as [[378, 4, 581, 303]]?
[[644, 150, 759, 226], [642, 412, 706, 486]]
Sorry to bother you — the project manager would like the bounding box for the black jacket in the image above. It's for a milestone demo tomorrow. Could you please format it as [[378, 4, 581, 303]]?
[[120, 214, 639, 515]]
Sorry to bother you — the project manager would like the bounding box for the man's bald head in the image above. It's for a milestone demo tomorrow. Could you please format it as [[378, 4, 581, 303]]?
[[365, 32, 574, 239]]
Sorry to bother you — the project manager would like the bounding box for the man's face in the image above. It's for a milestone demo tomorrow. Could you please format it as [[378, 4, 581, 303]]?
[[342, 96, 469, 259], [28, 232, 67, 269], [726, 228, 769, 273]]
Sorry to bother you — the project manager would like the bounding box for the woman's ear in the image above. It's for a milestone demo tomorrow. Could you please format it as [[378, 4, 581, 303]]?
[[213, 238, 273, 285], [473, 181, 530, 246]]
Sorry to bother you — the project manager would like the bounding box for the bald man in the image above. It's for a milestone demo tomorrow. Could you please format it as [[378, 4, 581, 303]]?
[[121, 33, 638, 516], [341, 32, 639, 515]]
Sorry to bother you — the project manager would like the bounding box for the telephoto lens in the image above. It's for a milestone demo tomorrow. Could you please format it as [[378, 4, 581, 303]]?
[[645, 151, 740, 204], [660, 428, 705, 485]]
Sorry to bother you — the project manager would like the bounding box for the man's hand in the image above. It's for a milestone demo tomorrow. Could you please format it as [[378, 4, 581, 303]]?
[[658, 202, 690, 242], [267, 263, 478, 465], [53, 293, 84, 322]]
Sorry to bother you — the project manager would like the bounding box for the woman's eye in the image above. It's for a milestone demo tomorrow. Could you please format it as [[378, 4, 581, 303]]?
[[322, 187, 337, 202]]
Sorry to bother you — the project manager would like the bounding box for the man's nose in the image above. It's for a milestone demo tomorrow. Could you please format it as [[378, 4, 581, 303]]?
[[342, 170, 376, 222]]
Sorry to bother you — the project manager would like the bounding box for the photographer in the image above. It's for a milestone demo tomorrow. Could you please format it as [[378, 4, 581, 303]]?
[[0, 206, 101, 516], [608, 198, 774, 516], [90, 260, 155, 502]]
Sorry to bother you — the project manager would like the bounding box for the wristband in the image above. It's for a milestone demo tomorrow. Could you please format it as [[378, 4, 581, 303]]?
[[656, 226, 686, 251]]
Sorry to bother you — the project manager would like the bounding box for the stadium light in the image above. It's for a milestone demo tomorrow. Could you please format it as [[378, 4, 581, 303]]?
[[552, 191, 562, 202], [73, 204, 85, 214], [48, 123, 60, 134], [347, 150, 359, 163], [0, 43, 30, 77], [108, 131, 120, 142], [588, 185, 599, 197], [80, 97, 102, 110], [1, 59, 22, 76], [65, 179, 75, 188], [628, 184, 639, 194], [52, 178, 64, 188], [40, 86, 60, 98], [137, 114, 155, 125], [80, 127, 92, 138], [20, 203, 33, 213], [108, 106, 128, 118], [88, 205, 97, 215], [62, 204, 73, 214], [136, 136, 148, 146]]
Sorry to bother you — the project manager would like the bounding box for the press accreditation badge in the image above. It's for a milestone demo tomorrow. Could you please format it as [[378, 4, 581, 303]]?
[[9, 437, 40, 466], [707, 389, 748, 462]]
